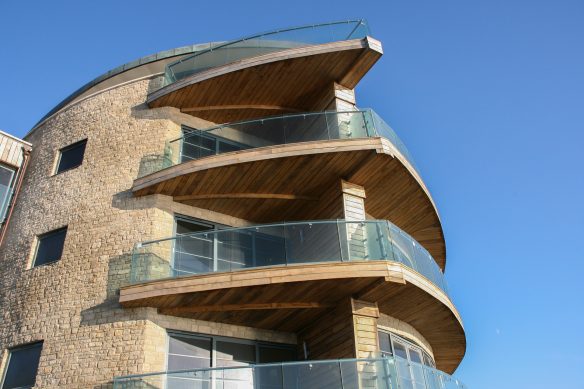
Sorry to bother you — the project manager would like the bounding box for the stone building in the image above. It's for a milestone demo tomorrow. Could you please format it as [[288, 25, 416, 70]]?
[[0, 20, 468, 388]]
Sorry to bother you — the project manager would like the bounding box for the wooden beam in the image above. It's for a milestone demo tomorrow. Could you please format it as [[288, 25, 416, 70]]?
[[173, 193, 319, 202], [160, 302, 331, 315], [181, 105, 301, 113]]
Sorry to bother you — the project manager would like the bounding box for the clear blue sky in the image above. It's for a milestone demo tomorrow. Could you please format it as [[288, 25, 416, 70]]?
[[1, 1, 583, 388]]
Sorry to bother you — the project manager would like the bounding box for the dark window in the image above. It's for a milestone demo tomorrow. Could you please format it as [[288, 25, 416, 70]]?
[[168, 333, 212, 371], [1, 341, 43, 389], [167, 331, 296, 370], [56, 139, 87, 174], [33, 227, 67, 266], [173, 216, 215, 276], [0, 164, 15, 221], [181, 126, 248, 163], [258, 344, 297, 363], [378, 331, 392, 356]]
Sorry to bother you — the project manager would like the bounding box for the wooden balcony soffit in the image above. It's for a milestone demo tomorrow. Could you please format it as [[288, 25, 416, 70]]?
[[120, 261, 465, 374], [147, 37, 383, 123]]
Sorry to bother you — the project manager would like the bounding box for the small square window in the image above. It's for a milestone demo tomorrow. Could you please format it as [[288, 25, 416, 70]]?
[[1, 341, 43, 389], [56, 139, 87, 174], [33, 227, 67, 267]]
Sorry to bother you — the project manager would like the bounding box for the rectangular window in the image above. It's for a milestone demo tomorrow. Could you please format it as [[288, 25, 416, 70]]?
[[0, 164, 15, 222], [167, 331, 296, 388], [173, 216, 215, 276], [167, 331, 296, 369], [1, 341, 43, 389], [168, 333, 212, 371], [33, 227, 67, 267], [56, 139, 87, 174], [378, 331, 392, 356], [180, 126, 248, 163]]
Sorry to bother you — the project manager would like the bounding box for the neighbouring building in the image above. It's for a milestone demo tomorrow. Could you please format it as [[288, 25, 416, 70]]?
[[0, 20, 467, 388]]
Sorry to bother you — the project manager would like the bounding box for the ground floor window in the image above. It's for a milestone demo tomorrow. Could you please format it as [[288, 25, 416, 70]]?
[[167, 331, 296, 388], [1, 341, 43, 389], [378, 330, 436, 388]]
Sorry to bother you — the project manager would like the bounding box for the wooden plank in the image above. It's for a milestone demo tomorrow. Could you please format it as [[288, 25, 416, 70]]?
[[173, 193, 318, 201], [160, 302, 332, 315]]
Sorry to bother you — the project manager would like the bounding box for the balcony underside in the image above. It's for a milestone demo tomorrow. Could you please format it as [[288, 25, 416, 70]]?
[[133, 138, 446, 268], [147, 37, 382, 123], [120, 261, 465, 374]]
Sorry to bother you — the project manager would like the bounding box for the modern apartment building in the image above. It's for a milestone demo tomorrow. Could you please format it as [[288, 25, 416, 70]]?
[[0, 20, 468, 388]]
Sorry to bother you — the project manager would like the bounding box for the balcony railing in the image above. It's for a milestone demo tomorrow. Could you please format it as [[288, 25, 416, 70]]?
[[131, 219, 448, 295], [112, 356, 467, 389], [142, 109, 419, 178], [163, 19, 370, 86]]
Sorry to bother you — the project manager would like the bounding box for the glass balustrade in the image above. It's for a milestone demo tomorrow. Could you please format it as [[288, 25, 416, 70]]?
[[163, 19, 370, 86], [130, 219, 448, 295], [112, 356, 467, 389], [147, 109, 418, 178]]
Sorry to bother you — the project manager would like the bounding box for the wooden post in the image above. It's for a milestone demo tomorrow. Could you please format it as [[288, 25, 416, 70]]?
[[351, 298, 381, 389]]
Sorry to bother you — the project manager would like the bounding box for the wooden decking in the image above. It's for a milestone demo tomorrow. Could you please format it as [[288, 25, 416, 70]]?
[[133, 137, 446, 268], [147, 37, 383, 123], [119, 261, 465, 374]]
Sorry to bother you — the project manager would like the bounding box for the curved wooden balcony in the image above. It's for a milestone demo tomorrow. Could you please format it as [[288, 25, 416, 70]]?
[[133, 110, 445, 267], [147, 36, 382, 123], [119, 220, 465, 373]]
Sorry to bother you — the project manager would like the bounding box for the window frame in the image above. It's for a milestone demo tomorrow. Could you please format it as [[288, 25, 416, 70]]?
[[0, 164, 16, 223], [1, 341, 43, 389], [54, 139, 87, 175], [180, 125, 249, 163], [166, 330, 296, 370], [32, 226, 68, 268], [377, 330, 435, 368]]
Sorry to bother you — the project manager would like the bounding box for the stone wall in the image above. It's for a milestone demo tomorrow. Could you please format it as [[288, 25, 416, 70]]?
[[0, 76, 293, 388]]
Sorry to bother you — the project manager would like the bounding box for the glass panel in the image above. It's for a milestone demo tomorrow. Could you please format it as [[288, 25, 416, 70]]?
[[34, 227, 67, 266], [255, 364, 283, 389], [168, 334, 212, 371], [2, 342, 43, 389], [215, 340, 256, 367], [392, 341, 408, 359], [168, 369, 213, 389], [282, 360, 343, 388], [395, 356, 414, 389], [174, 233, 214, 276], [113, 357, 466, 389], [176, 218, 213, 235], [409, 349, 422, 364], [258, 345, 297, 363], [164, 20, 371, 85], [253, 229, 287, 267], [0, 164, 15, 221], [285, 223, 342, 264], [56, 139, 87, 173], [410, 361, 427, 389], [378, 331, 392, 355], [424, 353, 436, 368]]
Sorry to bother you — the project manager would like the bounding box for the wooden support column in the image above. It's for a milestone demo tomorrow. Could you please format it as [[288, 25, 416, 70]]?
[[341, 180, 366, 221], [351, 298, 380, 359], [313, 82, 358, 111], [332, 83, 357, 111], [297, 298, 380, 360], [341, 180, 368, 260]]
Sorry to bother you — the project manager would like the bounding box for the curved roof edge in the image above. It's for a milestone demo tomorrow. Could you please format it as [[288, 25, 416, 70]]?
[[26, 41, 219, 138]]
